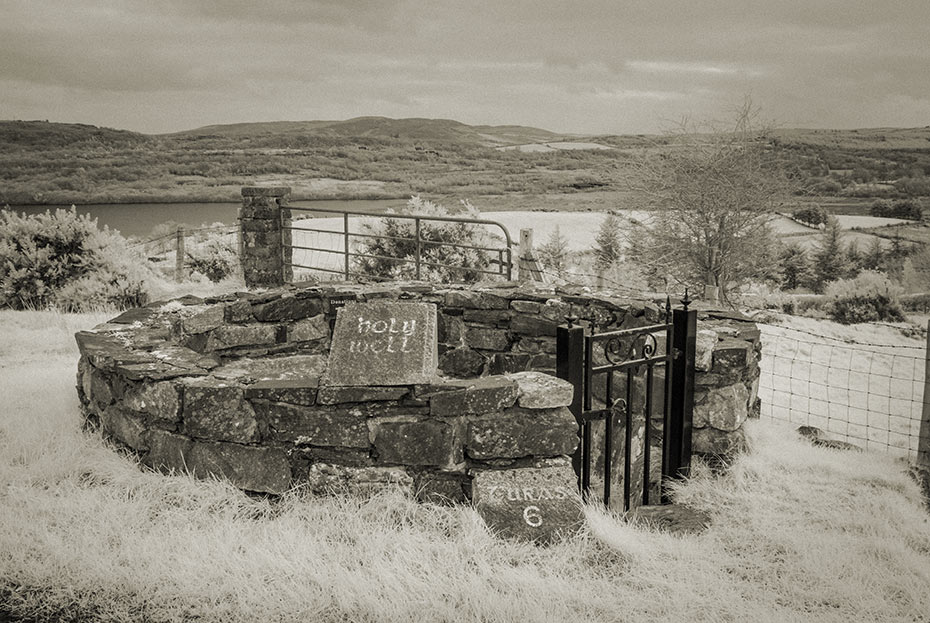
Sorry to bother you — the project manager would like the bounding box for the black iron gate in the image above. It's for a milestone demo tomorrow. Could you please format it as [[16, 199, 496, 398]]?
[[556, 295, 696, 511]]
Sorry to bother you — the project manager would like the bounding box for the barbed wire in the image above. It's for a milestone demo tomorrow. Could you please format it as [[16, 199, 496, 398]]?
[[129, 224, 240, 248]]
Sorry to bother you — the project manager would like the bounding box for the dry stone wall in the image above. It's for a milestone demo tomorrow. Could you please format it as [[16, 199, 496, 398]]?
[[75, 282, 760, 529]]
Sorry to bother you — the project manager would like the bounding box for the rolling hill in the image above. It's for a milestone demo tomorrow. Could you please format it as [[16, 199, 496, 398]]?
[[168, 117, 567, 147]]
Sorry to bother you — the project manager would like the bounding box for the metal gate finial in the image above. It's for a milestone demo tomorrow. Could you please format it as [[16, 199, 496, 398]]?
[[681, 288, 692, 311]]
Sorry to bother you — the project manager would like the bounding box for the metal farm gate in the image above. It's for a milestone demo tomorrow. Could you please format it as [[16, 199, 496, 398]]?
[[556, 295, 696, 511]]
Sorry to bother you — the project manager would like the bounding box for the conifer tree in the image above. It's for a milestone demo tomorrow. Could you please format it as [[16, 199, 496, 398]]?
[[812, 216, 848, 291], [593, 213, 622, 271]]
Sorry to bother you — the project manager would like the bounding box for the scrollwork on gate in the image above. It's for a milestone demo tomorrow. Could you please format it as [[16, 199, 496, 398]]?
[[603, 331, 659, 365]]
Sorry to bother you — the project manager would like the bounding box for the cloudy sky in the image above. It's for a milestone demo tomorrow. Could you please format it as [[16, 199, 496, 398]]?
[[2, 0, 928, 135]]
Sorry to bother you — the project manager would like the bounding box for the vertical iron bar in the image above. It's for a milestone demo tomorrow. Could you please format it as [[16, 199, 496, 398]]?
[[623, 368, 633, 512], [604, 370, 614, 507], [643, 365, 654, 505], [414, 218, 422, 280], [666, 303, 697, 487], [582, 336, 594, 500], [556, 320, 586, 494], [661, 299, 675, 503], [506, 247, 512, 280], [343, 212, 350, 280]]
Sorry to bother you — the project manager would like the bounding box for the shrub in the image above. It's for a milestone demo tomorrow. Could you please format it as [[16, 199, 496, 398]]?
[[186, 229, 239, 283], [900, 292, 930, 313], [824, 271, 905, 324], [353, 196, 493, 283], [792, 206, 828, 227], [870, 199, 924, 220], [0, 206, 150, 311]]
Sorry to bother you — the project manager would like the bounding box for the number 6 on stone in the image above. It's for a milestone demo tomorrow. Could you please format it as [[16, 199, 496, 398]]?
[[523, 505, 543, 527]]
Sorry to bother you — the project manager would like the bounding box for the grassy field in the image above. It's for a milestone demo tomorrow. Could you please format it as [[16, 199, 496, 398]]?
[[1, 309, 929, 622]]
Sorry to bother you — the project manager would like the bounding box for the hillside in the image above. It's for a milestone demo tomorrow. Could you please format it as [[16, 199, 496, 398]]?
[[0, 118, 929, 207], [0, 120, 149, 150], [170, 117, 566, 147]]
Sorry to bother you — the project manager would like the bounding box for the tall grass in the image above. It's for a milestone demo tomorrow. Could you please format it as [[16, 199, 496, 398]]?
[[1, 311, 928, 622]]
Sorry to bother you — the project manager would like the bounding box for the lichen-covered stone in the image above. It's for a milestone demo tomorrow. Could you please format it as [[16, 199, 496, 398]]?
[[123, 381, 181, 423], [443, 290, 509, 310], [488, 352, 532, 375], [692, 426, 748, 455], [693, 382, 749, 432], [181, 305, 225, 335], [712, 338, 752, 376], [245, 380, 318, 406], [471, 464, 583, 543], [514, 336, 557, 354], [465, 326, 511, 351], [182, 379, 260, 443], [438, 347, 485, 378], [252, 295, 323, 322], [89, 368, 115, 408], [510, 300, 542, 314], [204, 324, 277, 352], [144, 429, 291, 494], [288, 314, 329, 343], [437, 312, 466, 345], [212, 354, 326, 383], [317, 386, 410, 405], [467, 407, 578, 459], [224, 300, 255, 323], [694, 329, 717, 372], [429, 377, 518, 416], [305, 463, 413, 496], [505, 371, 574, 409], [463, 309, 512, 326], [256, 402, 369, 447], [100, 405, 149, 450], [371, 417, 462, 468], [509, 315, 558, 336]]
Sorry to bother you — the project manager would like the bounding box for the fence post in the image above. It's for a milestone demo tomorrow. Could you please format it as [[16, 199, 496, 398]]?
[[664, 295, 696, 489], [557, 317, 586, 490], [239, 186, 291, 288], [919, 320, 930, 469], [518, 228, 545, 282], [175, 226, 186, 282]]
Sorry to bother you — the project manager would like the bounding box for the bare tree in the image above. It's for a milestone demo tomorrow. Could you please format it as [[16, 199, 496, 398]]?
[[628, 99, 798, 301]]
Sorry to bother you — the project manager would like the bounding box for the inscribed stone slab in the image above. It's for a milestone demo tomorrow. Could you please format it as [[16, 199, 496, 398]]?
[[471, 464, 584, 543], [324, 301, 438, 386]]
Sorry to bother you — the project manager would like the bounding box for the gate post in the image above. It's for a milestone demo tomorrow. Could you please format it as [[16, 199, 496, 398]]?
[[556, 317, 586, 489], [239, 186, 292, 288], [664, 296, 697, 487]]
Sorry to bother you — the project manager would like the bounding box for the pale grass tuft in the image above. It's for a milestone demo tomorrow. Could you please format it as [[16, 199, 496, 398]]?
[[2, 312, 929, 622]]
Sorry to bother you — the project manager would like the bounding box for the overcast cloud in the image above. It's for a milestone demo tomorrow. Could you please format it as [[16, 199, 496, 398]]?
[[1, 0, 928, 134]]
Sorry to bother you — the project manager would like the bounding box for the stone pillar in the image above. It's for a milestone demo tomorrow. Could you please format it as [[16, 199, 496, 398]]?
[[239, 186, 292, 289]]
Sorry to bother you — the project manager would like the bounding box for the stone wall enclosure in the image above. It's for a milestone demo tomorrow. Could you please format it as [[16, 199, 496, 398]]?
[[76, 282, 760, 538]]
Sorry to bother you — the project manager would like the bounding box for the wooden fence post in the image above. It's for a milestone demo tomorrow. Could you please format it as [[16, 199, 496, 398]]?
[[518, 228, 545, 282], [175, 226, 186, 282], [918, 320, 930, 469]]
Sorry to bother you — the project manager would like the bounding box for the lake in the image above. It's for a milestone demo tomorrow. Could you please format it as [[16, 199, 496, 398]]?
[[6, 199, 407, 238]]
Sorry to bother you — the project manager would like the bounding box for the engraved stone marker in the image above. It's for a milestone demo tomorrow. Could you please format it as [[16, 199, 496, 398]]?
[[471, 463, 584, 543], [324, 301, 438, 386]]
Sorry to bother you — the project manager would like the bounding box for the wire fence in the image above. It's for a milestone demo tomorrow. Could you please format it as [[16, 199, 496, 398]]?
[[757, 322, 928, 462]]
